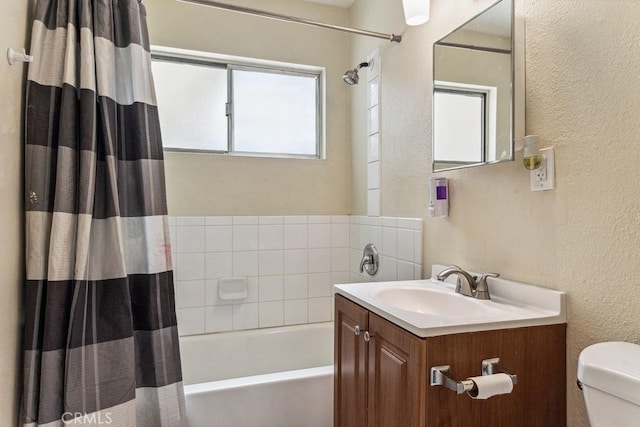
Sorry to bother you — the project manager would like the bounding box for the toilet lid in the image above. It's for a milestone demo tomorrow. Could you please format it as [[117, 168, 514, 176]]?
[[578, 342, 640, 406]]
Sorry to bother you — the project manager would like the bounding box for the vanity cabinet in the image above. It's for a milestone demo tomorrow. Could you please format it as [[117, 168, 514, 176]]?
[[334, 293, 369, 426], [334, 294, 567, 427]]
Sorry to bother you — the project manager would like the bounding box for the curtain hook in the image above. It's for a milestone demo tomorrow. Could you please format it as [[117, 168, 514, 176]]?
[[7, 48, 34, 65]]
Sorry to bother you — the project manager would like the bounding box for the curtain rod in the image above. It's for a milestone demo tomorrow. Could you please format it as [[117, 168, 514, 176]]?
[[177, 0, 402, 43]]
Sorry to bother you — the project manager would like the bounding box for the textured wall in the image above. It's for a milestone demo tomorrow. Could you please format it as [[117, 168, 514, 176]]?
[[0, 1, 31, 423], [146, 0, 352, 216], [350, 0, 640, 424]]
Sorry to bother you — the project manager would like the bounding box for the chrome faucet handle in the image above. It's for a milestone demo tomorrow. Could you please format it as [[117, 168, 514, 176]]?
[[359, 243, 379, 275], [474, 273, 499, 300]]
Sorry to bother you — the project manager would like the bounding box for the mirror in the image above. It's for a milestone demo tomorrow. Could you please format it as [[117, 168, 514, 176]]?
[[433, 0, 520, 172]]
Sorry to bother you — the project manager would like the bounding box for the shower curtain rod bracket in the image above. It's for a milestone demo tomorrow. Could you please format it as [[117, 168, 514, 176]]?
[[177, 0, 402, 43]]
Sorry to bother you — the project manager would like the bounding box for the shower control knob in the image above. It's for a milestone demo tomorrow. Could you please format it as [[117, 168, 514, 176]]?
[[359, 243, 379, 276]]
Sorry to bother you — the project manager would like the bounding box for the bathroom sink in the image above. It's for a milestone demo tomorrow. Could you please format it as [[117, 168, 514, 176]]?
[[373, 287, 506, 318], [333, 264, 566, 338]]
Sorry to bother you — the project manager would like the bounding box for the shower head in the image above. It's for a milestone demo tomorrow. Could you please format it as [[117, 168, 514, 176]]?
[[342, 62, 370, 86]]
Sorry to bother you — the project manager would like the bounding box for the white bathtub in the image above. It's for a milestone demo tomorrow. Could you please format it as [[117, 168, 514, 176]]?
[[180, 322, 334, 427]]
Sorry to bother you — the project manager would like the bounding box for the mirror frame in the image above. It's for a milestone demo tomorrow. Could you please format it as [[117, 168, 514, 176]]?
[[432, 0, 523, 172]]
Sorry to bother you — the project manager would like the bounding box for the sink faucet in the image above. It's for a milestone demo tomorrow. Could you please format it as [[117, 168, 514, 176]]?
[[436, 265, 499, 300], [436, 265, 478, 297]]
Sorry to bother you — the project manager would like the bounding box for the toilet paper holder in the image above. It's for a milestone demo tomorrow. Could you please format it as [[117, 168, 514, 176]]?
[[430, 358, 517, 394]]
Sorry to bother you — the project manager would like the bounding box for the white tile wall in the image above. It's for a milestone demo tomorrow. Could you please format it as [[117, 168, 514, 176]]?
[[308, 272, 331, 298], [284, 274, 308, 300], [348, 215, 423, 284], [367, 161, 380, 190], [259, 275, 284, 301], [233, 303, 259, 330], [367, 105, 379, 135], [367, 48, 381, 217], [174, 215, 352, 336], [259, 224, 284, 250], [308, 223, 331, 248], [331, 223, 349, 248], [284, 299, 308, 325], [308, 297, 332, 323], [205, 305, 233, 333], [177, 226, 204, 253], [205, 225, 232, 252], [308, 249, 331, 273], [233, 251, 259, 276], [205, 253, 232, 278], [367, 77, 379, 109], [176, 253, 205, 281], [259, 250, 284, 276], [259, 301, 284, 328], [368, 134, 379, 163], [175, 280, 205, 308], [284, 250, 308, 275], [206, 216, 232, 226], [233, 225, 259, 251], [176, 307, 205, 336], [177, 217, 205, 226], [284, 224, 308, 249], [174, 215, 423, 336]]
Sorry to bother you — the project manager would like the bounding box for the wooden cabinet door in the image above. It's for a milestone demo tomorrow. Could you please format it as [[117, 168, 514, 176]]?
[[335, 295, 369, 427], [367, 313, 427, 427], [425, 324, 566, 427]]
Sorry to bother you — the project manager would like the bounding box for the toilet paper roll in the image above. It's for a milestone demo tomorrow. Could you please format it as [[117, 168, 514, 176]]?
[[467, 373, 514, 399]]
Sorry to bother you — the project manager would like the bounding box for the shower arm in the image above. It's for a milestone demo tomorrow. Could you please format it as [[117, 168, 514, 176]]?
[[177, 0, 402, 43]]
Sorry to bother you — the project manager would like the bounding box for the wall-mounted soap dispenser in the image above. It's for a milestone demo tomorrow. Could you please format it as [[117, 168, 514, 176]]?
[[428, 177, 448, 217]]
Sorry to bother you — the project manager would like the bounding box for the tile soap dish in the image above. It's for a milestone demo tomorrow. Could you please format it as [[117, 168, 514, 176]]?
[[218, 277, 248, 301]]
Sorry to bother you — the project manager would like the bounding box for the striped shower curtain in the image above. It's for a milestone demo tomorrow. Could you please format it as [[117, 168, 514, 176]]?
[[22, 0, 186, 425]]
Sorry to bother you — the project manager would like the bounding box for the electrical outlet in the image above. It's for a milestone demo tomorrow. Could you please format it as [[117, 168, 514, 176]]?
[[531, 146, 555, 191], [534, 161, 547, 182]]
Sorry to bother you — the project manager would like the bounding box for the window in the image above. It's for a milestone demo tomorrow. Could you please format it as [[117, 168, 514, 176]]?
[[433, 88, 485, 164], [152, 60, 228, 152], [151, 48, 323, 159], [433, 81, 497, 165]]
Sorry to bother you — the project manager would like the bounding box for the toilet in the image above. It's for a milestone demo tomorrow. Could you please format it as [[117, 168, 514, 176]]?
[[577, 342, 640, 426]]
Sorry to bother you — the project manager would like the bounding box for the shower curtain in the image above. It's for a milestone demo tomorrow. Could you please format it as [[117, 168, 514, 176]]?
[[22, 0, 186, 425]]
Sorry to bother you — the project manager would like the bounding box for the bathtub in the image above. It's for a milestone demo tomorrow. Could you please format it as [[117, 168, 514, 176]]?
[[180, 322, 334, 427]]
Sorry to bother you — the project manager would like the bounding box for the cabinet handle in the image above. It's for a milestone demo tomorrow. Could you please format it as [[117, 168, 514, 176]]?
[[364, 331, 372, 342], [354, 325, 360, 336]]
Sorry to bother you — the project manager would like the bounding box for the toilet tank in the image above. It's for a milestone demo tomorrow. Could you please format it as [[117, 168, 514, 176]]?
[[578, 342, 640, 427]]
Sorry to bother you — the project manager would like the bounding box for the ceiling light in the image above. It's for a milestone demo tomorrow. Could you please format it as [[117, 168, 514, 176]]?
[[402, 0, 430, 26]]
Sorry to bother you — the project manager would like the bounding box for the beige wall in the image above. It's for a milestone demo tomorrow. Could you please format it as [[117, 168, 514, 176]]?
[[146, 0, 352, 216], [0, 1, 31, 423], [350, 0, 640, 424]]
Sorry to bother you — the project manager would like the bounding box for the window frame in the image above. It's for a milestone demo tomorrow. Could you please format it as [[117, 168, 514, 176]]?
[[433, 80, 498, 166], [151, 45, 325, 160], [227, 64, 322, 159], [433, 87, 486, 165]]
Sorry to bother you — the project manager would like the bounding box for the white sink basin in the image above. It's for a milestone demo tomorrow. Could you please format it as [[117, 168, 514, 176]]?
[[333, 264, 566, 338], [373, 286, 507, 318]]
